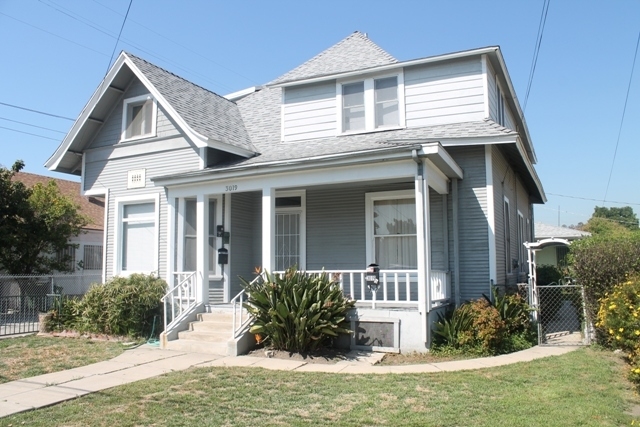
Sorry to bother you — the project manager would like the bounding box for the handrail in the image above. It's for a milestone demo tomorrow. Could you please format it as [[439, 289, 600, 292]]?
[[230, 274, 261, 339], [161, 271, 197, 334]]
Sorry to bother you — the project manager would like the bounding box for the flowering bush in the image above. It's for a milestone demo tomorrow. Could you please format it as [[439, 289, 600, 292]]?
[[596, 276, 640, 388]]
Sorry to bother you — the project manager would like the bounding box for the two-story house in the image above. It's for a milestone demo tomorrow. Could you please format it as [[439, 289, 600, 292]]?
[[46, 31, 545, 354]]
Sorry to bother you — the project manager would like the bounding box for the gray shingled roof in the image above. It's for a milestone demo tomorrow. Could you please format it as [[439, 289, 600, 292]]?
[[535, 223, 591, 240], [127, 54, 256, 154], [269, 31, 398, 85]]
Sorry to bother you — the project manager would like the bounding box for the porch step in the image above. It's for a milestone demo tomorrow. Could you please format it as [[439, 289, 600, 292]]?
[[178, 330, 230, 342], [164, 339, 228, 355]]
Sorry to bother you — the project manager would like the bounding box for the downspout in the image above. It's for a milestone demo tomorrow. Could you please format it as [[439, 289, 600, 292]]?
[[412, 149, 430, 345]]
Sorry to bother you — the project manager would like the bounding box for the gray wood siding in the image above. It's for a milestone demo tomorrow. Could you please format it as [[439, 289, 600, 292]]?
[[487, 61, 497, 120], [229, 191, 262, 298], [404, 58, 485, 127], [429, 188, 446, 270], [85, 146, 200, 280], [447, 146, 490, 302], [492, 145, 532, 286], [282, 82, 336, 142], [88, 78, 180, 150]]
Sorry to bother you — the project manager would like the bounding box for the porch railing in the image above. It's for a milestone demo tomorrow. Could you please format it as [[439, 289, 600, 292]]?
[[162, 271, 197, 334], [230, 274, 261, 339], [274, 269, 450, 308]]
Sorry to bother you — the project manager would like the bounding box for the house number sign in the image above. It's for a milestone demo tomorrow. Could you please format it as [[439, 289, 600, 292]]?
[[225, 185, 238, 192]]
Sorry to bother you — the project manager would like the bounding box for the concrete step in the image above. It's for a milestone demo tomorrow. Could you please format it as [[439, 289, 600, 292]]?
[[190, 321, 233, 333], [178, 330, 230, 342], [165, 338, 228, 355], [197, 312, 236, 322]]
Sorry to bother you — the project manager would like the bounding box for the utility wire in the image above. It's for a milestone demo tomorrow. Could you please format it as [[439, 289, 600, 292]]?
[[90, 0, 258, 85], [523, 0, 550, 111], [0, 117, 66, 134], [546, 192, 640, 207], [0, 101, 75, 121], [0, 12, 109, 58], [0, 125, 60, 141], [602, 28, 640, 204], [38, 0, 235, 92], [104, 0, 133, 75]]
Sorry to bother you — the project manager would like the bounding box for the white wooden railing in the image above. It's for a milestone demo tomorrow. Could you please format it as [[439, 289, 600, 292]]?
[[230, 274, 263, 339], [430, 270, 450, 305], [162, 271, 197, 334]]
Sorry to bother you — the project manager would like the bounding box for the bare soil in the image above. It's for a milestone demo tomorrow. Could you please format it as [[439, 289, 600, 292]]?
[[246, 347, 355, 364]]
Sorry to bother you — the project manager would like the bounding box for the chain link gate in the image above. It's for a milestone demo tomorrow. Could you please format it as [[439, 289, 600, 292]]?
[[534, 282, 591, 346], [0, 274, 101, 336]]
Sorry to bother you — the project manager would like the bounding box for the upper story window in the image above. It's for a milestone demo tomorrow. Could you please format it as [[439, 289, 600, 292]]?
[[121, 95, 157, 142], [496, 83, 505, 126], [339, 74, 404, 134]]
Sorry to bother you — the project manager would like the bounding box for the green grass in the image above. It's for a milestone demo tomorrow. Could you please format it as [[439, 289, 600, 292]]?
[[0, 335, 124, 383], [1, 348, 638, 426]]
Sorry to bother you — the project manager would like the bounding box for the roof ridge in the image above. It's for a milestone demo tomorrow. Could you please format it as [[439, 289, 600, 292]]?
[[124, 51, 238, 106], [15, 171, 80, 185]]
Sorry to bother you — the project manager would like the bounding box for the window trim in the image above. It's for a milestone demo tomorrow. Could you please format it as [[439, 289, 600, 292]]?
[[496, 80, 505, 126], [275, 190, 306, 270], [120, 94, 158, 143], [504, 196, 512, 275], [517, 210, 525, 273], [365, 189, 416, 269], [114, 193, 160, 276], [336, 72, 405, 135]]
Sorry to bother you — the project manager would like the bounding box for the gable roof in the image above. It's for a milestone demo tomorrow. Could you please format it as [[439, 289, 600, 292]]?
[[46, 52, 256, 174], [269, 31, 398, 85], [534, 222, 591, 240], [12, 172, 104, 231]]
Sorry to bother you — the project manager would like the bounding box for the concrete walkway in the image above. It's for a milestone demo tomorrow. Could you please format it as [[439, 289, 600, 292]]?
[[0, 344, 578, 418]]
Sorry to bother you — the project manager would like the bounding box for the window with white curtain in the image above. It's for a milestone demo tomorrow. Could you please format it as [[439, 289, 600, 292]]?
[[121, 95, 157, 141], [340, 74, 402, 133], [367, 191, 417, 270], [121, 202, 156, 272], [182, 198, 217, 274]]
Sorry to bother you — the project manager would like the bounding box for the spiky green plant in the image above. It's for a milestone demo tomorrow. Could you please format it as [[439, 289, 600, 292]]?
[[240, 267, 354, 353]]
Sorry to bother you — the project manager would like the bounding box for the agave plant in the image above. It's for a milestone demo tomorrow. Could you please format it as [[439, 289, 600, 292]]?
[[432, 304, 474, 347], [240, 267, 355, 353]]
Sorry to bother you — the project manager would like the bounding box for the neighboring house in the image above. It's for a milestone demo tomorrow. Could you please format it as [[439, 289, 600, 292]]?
[[533, 222, 590, 267], [46, 31, 545, 352], [11, 172, 105, 291]]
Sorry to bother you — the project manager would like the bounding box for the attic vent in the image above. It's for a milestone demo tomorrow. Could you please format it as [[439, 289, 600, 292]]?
[[127, 169, 146, 189]]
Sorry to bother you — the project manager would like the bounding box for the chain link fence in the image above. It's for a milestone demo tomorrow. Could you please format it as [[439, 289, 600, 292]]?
[[0, 273, 102, 336], [535, 283, 591, 346]]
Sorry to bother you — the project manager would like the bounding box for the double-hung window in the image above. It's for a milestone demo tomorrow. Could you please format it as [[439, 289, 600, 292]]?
[[182, 198, 217, 274], [366, 190, 417, 270], [121, 95, 157, 141], [340, 74, 403, 134], [117, 196, 158, 274]]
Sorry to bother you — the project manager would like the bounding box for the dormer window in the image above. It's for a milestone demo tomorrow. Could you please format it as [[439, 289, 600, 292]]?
[[121, 94, 157, 141], [338, 74, 404, 134]]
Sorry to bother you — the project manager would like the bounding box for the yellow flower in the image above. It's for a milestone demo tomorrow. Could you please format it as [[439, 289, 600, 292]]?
[[609, 304, 617, 310], [616, 335, 621, 340], [609, 329, 614, 335], [635, 330, 640, 336], [620, 328, 625, 332]]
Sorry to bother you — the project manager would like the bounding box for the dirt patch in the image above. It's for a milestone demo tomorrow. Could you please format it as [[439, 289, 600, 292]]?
[[246, 347, 354, 365], [378, 351, 469, 365]]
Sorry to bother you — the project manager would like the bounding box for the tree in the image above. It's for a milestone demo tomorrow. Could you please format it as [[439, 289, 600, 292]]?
[[592, 206, 639, 230], [0, 161, 88, 275]]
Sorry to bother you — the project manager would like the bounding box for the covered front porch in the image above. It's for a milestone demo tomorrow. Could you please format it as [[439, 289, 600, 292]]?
[[158, 143, 463, 348]]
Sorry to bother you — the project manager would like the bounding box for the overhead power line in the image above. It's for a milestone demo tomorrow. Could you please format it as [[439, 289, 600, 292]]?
[[602, 28, 640, 204], [0, 117, 66, 134], [546, 192, 640, 207], [105, 0, 133, 75], [523, 0, 551, 111], [0, 101, 75, 121], [0, 125, 60, 141]]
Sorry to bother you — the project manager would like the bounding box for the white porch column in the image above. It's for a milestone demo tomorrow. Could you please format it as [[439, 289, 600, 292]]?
[[167, 195, 176, 287], [415, 161, 431, 344], [196, 194, 209, 304], [262, 187, 275, 272], [452, 178, 461, 307]]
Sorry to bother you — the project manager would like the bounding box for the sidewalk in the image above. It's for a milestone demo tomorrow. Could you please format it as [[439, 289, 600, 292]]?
[[0, 344, 578, 418]]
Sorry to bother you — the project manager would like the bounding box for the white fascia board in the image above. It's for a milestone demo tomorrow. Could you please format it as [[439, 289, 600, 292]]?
[[224, 86, 260, 101], [153, 145, 422, 187], [391, 134, 519, 147], [121, 55, 209, 149], [46, 53, 130, 171], [492, 50, 538, 164], [514, 136, 546, 203], [270, 47, 500, 88], [420, 143, 464, 179]]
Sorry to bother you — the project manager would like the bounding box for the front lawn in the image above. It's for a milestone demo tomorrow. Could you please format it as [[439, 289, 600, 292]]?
[[0, 335, 124, 384], [1, 348, 638, 426]]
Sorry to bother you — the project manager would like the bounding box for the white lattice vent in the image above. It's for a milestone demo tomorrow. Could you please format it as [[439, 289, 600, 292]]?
[[127, 169, 146, 189]]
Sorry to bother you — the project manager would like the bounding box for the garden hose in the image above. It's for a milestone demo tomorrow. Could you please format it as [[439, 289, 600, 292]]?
[[146, 314, 160, 347]]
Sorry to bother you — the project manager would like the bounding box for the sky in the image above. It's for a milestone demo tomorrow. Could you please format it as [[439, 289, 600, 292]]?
[[0, 0, 639, 227]]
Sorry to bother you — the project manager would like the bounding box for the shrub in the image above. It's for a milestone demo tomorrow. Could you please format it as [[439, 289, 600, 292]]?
[[570, 233, 640, 323], [536, 264, 563, 286], [432, 288, 536, 356], [48, 274, 166, 337], [241, 267, 354, 353], [596, 276, 640, 389]]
